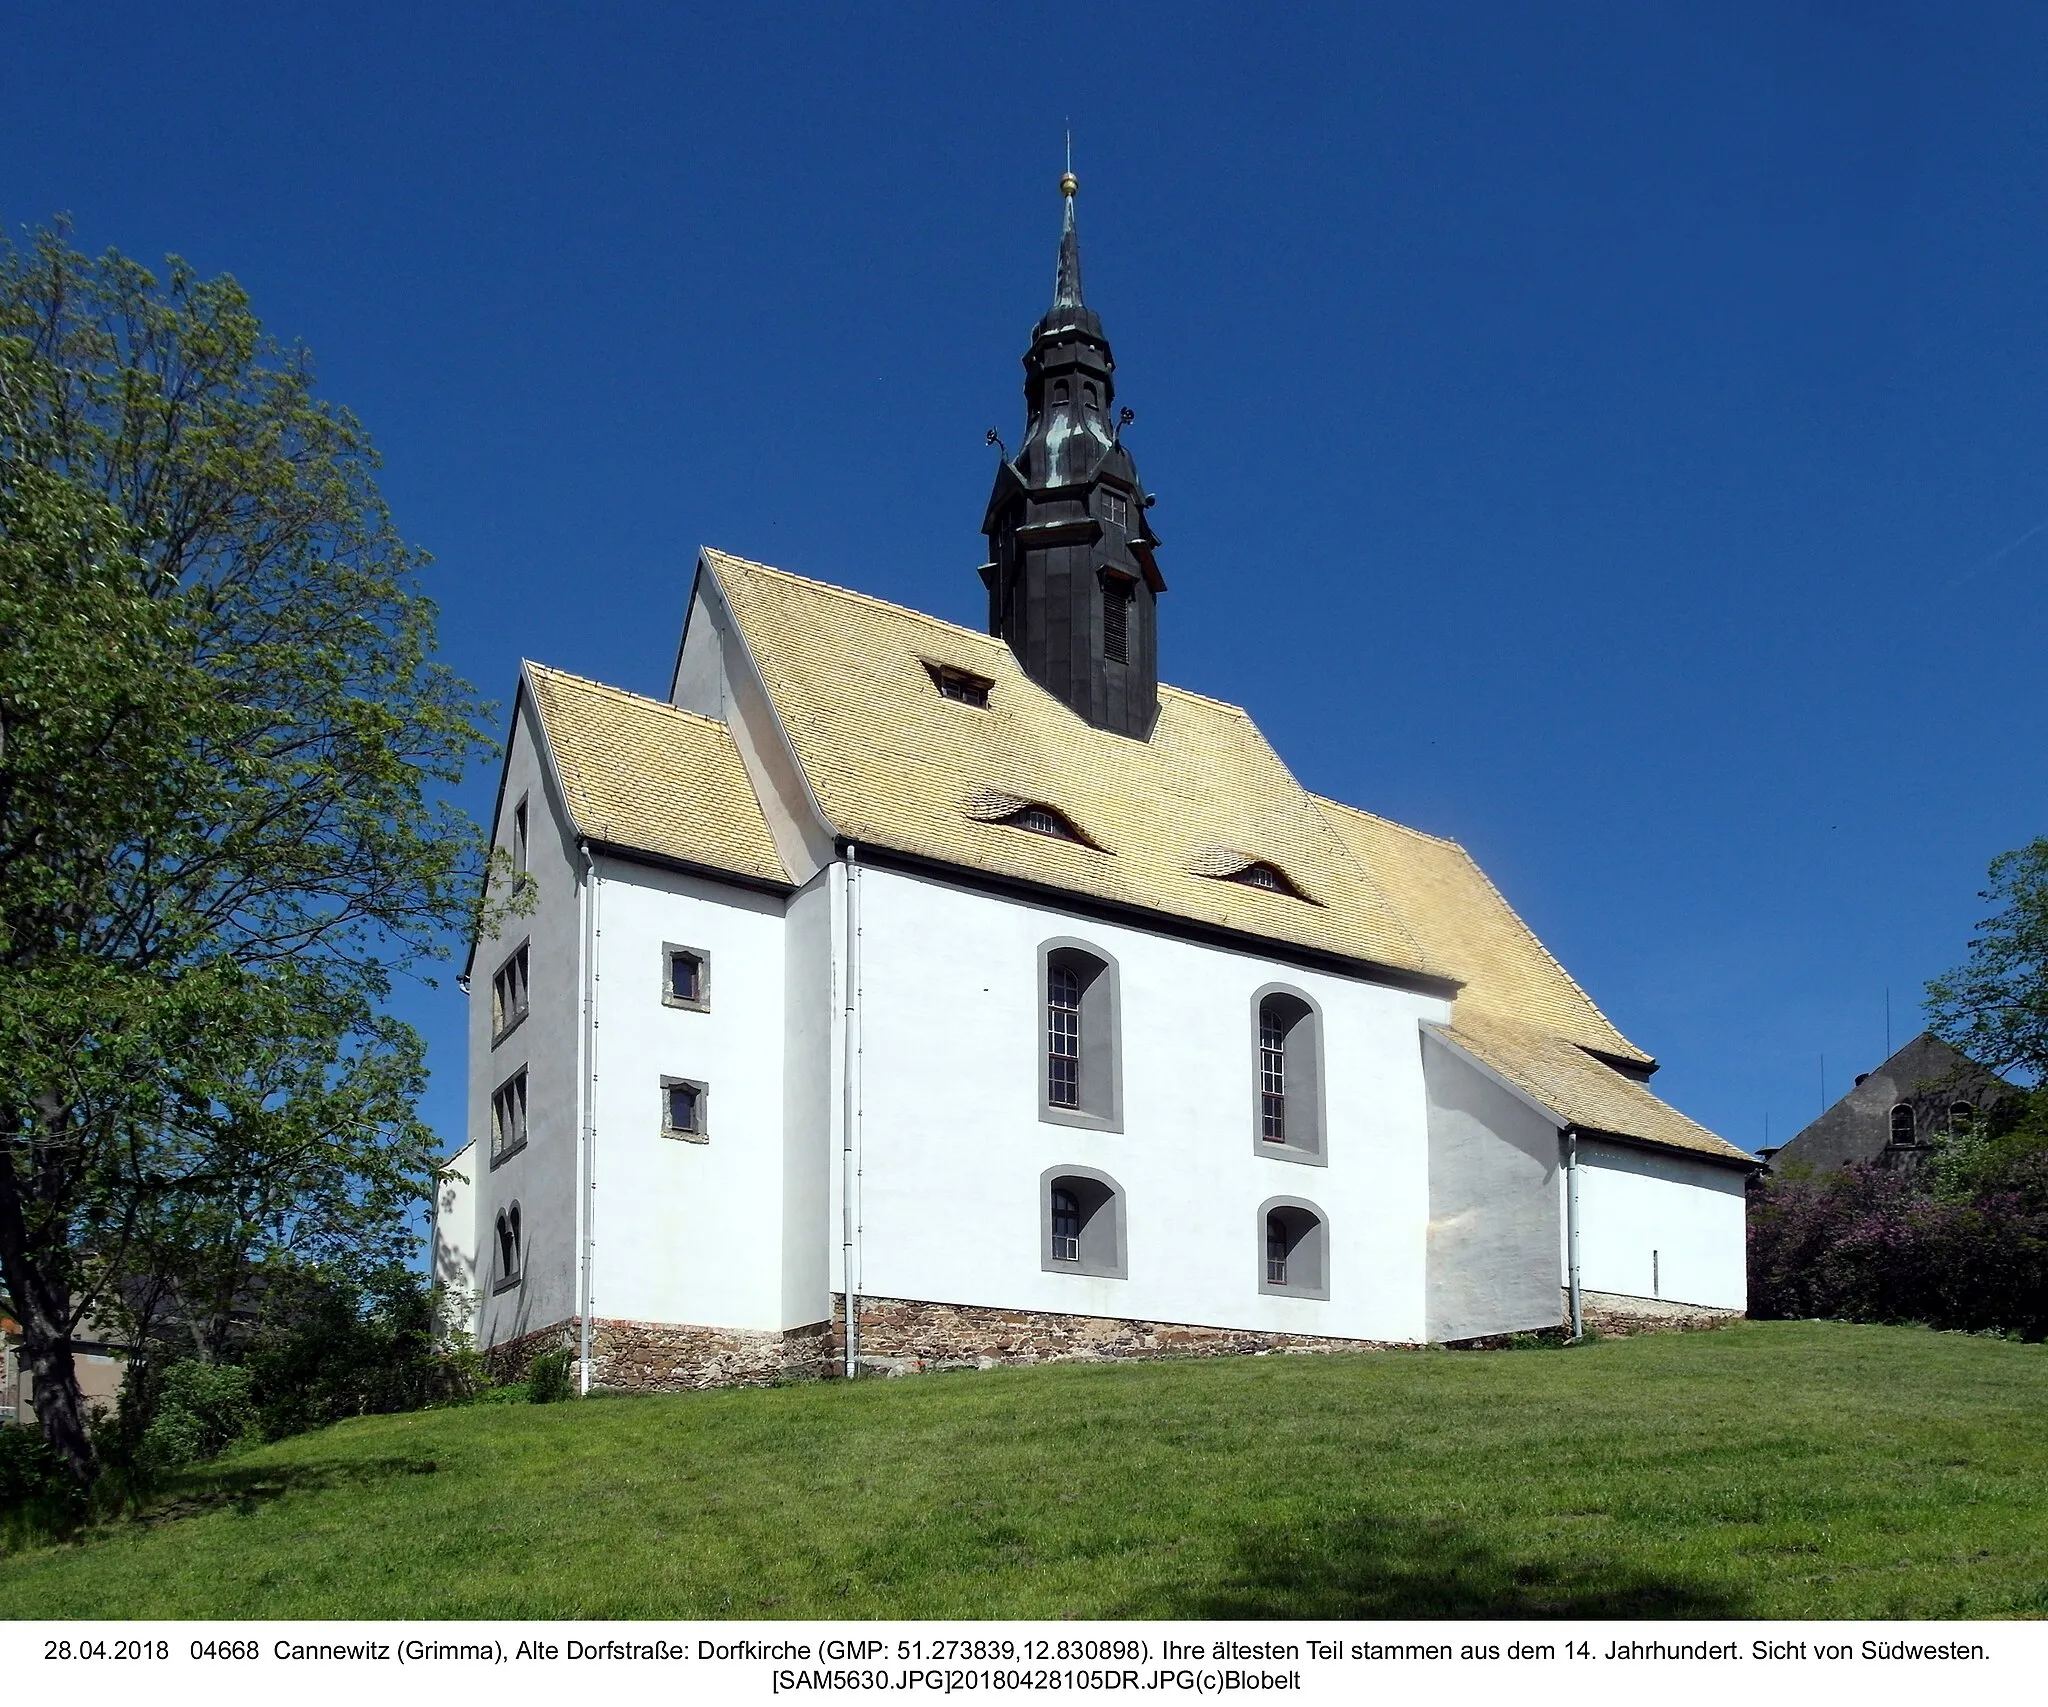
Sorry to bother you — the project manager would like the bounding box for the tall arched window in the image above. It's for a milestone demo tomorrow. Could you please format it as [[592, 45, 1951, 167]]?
[[1041, 1167, 1125, 1277], [1889, 1103, 1916, 1147], [1258, 1198, 1329, 1299], [1039, 941, 1122, 1130], [494, 1203, 523, 1291], [1251, 986, 1325, 1163]]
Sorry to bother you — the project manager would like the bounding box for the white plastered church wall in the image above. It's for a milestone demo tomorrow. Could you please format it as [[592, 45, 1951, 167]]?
[[582, 857, 795, 1335], [1565, 1140, 1748, 1312], [470, 686, 586, 1351], [432, 1140, 479, 1324], [1420, 1031, 1563, 1341], [845, 864, 1446, 1344]]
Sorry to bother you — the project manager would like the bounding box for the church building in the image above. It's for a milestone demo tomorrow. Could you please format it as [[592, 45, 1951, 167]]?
[[437, 171, 1754, 1390]]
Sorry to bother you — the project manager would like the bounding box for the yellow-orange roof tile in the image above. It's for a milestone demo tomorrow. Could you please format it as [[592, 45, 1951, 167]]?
[[702, 549, 1436, 978], [526, 662, 789, 887]]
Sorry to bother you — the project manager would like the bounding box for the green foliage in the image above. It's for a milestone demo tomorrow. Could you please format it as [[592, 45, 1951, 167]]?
[[1, 1325, 2046, 1618], [1927, 838, 2048, 1084], [137, 1363, 256, 1474], [0, 225, 516, 1480], [527, 1348, 573, 1405]]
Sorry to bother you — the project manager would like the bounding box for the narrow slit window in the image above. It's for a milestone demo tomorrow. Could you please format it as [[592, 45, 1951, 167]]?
[[1047, 965, 1081, 1109], [512, 797, 529, 873]]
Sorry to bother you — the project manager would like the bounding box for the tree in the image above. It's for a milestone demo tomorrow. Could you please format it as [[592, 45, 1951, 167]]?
[[1925, 839, 2048, 1086], [0, 227, 503, 1482]]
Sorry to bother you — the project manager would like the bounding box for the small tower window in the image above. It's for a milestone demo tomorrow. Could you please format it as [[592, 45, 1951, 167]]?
[[1083, 382, 1100, 414], [662, 1076, 708, 1142], [1103, 583, 1129, 665], [1103, 490, 1128, 530], [1052, 379, 1070, 406], [491, 1068, 529, 1162], [1889, 1103, 1915, 1147]]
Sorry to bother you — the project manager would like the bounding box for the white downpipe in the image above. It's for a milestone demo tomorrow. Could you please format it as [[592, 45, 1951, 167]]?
[[1565, 1127, 1583, 1342], [840, 846, 864, 1377], [577, 842, 602, 1395]]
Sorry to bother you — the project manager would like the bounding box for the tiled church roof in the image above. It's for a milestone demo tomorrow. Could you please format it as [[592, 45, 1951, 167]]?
[[702, 549, 1436, 981], [521, 548, 1748, 1166], [525, 662, 789, 887]]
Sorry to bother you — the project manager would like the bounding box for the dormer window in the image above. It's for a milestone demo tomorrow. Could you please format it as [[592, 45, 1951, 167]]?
[[1103, 490, 1128, 530], [1005, 803, 1082, 842], [924, 661, 993, 709], [1234, 862, 1304, 898]]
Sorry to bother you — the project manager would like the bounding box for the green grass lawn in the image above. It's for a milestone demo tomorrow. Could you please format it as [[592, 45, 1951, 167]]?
[[2, 1321, 2044, 1620]]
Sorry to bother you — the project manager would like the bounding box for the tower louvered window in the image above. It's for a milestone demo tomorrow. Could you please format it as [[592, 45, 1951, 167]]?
[[1048, 965, 1082, 1109], [1103, 582, 1129, 664]]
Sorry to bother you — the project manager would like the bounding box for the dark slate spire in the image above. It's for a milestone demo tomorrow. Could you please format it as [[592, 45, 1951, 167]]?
[[980, 163, 1165, 739], [1053, 165, 1084, 308]]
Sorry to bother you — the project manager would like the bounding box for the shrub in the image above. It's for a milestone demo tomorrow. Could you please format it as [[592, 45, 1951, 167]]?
[[1750, 1144, 2048, 1340], [138, 1362, 257, 1474], [0, 1424, 88, 1546], [528, 1348, 573, 1404]]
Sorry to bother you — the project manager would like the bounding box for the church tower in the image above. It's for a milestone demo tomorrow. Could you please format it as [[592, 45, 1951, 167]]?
[[980, 165, 1165, 739]]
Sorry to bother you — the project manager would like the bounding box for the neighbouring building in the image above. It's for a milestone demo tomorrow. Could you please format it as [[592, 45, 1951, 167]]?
[[434, 169, 1755, 1391], [1765, 1032, 2012, 1175]]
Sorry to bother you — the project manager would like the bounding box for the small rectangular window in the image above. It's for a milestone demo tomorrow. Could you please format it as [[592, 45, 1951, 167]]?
[[661, 1075, 708, 1142], [491, 1069, 528, 1162], [512, 797, 529, 873], [491, 943, 530, 1041], [662, 943, 710, 1011], [1104, 490, 1128, 530]]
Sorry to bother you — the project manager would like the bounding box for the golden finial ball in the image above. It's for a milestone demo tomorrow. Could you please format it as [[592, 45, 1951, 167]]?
[[1060, 171, 1078, 197]]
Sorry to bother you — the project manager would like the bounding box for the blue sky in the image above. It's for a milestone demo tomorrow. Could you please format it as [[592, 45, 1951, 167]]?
[[7, 3, 2045, 1158]]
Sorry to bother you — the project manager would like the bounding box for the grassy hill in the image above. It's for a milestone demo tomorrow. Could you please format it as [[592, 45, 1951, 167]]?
[[3, 1321, 2045, 1619]]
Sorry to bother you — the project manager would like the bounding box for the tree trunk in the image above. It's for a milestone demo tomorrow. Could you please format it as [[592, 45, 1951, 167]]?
[[0, 1130, 98, 1485]]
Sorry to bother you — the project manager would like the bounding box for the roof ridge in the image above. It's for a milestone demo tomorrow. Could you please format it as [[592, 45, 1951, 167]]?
[[704, 549, 1252, 714], [525, 660, 737, 737], [1311, 793, 1464, 852]]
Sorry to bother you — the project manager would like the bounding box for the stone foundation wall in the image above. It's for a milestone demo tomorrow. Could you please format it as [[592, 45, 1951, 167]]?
[[484, 1316, 833, 1392], [587, 1317, 832, 1392], [1574, 1288, 1743, 1337], [833, 1293, 1401, 1373]]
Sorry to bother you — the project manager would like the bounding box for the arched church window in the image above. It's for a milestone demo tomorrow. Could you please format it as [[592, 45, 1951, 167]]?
[[495, 1203, 522, 1291], [1949, 1101, 1976, 1134], [1253, 987, 1325, 1163], [1083, 382, 1100, 413], [1889, 1103, 1915, 1146], [1052, 379, 1070, 406], [1258, 1199, 1329, 1298], [1039, 940, 1122, 1131], [1041, 1168, 1125, 1277]]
